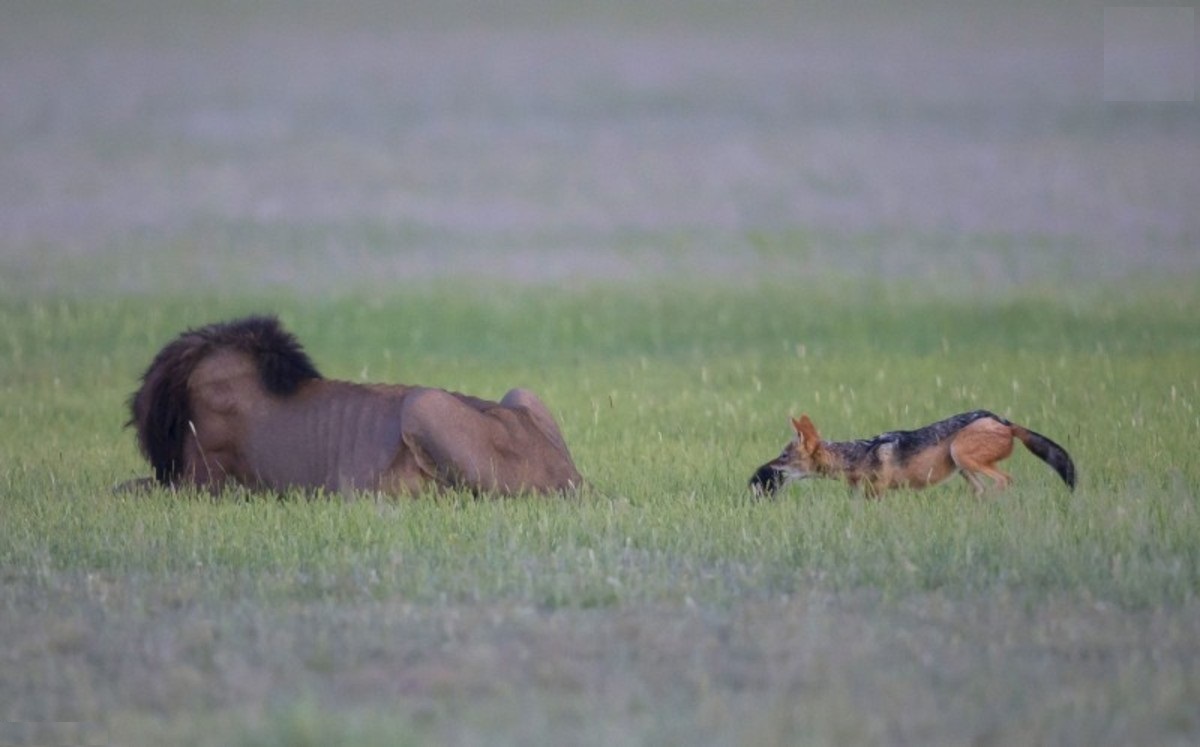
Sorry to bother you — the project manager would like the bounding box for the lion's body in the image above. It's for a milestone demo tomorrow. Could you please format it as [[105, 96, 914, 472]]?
[[128, 317, 582, 496]]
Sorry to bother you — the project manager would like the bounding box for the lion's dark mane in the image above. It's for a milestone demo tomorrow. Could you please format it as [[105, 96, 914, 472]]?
[[127, 315, 322, 484]]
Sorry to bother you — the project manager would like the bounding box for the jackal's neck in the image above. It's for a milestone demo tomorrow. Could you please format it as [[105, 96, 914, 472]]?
[[820, 439, 874, 481]]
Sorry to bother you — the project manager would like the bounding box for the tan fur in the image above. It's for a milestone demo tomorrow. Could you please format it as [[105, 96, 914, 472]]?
[[751, 411, 1075, 498], [186, 357, 581, 496], [129, 320, 582, 497]]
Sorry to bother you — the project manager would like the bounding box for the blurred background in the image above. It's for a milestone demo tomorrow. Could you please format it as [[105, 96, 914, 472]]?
[[3, 0, 1197, 295]]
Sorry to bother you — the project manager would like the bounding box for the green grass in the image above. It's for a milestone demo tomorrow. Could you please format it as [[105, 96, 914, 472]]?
[[3, 2, 1199, 742], [2, 283, 1198, 745]]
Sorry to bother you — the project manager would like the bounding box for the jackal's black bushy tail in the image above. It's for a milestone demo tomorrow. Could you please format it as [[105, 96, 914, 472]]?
[[127, 316, 321, 485], [1013, 425, 1076, 490]]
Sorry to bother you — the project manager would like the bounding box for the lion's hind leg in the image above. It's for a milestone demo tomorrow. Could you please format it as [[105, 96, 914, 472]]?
[[399, 387, 580, 495], [398, 388, 501, 492], [500, 388, 573, 454]]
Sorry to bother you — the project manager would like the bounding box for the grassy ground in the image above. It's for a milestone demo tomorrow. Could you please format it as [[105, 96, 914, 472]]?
[[2, 1, 1199, 745], [2, 286, 1198, 745]]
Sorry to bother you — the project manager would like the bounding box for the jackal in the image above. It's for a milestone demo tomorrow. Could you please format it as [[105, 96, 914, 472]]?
[[749, 410, 1075, 497]]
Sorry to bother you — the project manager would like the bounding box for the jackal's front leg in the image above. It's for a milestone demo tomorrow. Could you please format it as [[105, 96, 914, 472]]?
[[861, 479, 888, 500]]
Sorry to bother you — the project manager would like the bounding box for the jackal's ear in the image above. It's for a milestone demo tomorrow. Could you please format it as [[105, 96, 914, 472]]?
[[792, 415, 820, 451]]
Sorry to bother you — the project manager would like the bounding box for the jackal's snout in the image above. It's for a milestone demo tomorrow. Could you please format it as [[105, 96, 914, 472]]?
[[749, 463, 784, 497]]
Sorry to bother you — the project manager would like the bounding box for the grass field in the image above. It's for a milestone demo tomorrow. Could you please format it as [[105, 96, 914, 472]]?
[[3, 1, 1199, 745], [3, 286, 1198, 745]]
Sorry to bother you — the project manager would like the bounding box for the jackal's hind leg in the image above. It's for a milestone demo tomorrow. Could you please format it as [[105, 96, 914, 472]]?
[[959, 470, 987, 495], [957, 461, 1012, 493], [980, 465, 1012, 489], [950, 420, 1015, 494]]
